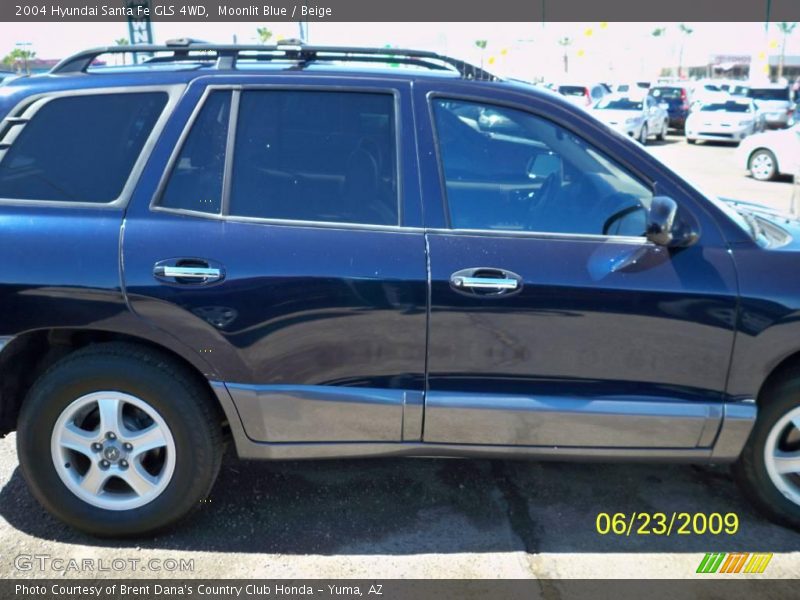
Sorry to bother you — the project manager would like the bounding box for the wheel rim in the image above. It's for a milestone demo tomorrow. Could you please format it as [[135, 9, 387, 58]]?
[[751, 153, 774, 180], [50, 392, 176, 511], [764, 406, 800, 507]]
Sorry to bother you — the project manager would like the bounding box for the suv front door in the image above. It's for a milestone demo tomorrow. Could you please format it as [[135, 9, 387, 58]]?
[[415, 84, 739, 450], [122, 76, 427, 444]]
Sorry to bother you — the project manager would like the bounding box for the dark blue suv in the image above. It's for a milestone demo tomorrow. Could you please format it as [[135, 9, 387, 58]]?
[[1, 42, 799, 536]]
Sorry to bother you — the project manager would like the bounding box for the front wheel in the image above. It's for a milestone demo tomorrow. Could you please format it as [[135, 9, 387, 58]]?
[[16, 343, 223, 537], [749, 149, 778, 181], [638, 124, 648, 145], [734, 372, 800, 530], [656, 120, 667, 141]]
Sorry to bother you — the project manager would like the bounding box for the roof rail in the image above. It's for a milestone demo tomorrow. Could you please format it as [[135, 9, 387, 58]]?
[[50, 42, 499, 81]]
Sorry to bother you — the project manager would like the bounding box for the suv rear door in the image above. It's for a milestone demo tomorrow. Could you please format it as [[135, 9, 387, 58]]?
[[122, 75, 427, 444]]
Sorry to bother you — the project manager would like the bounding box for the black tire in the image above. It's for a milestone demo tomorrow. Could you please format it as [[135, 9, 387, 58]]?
[[638, 124, 648, 145], [748, 149, 778, 182], [656, 120, 667, 141], [686, 137, 697, 144], [733, 370, 800, 530], [16, 342, 223, 537]]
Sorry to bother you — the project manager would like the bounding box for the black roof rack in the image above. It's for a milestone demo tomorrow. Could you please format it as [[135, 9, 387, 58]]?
[[50, 40, 499, 81]]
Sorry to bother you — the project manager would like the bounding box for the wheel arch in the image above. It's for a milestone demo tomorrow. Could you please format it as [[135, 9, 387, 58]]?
[[756, 348, 800, 405], [0, 328, 231, 437]]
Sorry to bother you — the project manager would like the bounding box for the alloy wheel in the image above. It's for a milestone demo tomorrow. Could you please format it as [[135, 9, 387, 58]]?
[[50, 391, 176, 511], [764, 406, 800, 508], [750, 151, 775, 181]]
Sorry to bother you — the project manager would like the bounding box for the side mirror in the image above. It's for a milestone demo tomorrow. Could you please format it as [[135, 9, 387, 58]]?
[[646, 195, 700, 247], [646, 196, 678, 246]]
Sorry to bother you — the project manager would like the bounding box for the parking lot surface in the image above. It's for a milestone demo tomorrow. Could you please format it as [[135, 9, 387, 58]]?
[[1, 135, 798, 580]]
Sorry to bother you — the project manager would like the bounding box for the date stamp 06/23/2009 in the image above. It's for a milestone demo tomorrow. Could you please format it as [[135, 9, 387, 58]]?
[[595, 512, 740, 536]]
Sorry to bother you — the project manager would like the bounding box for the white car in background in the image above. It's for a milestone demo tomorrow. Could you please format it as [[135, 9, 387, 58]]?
[[747, 84, 796, 129], [557, 83, 610, 109], [685, 98, 764, 144], [591, 93, 669, 145], [737, 124, 800, 181]]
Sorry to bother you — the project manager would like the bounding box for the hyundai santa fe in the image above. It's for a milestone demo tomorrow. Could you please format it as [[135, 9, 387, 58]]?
[[1, 41, 800, 536]]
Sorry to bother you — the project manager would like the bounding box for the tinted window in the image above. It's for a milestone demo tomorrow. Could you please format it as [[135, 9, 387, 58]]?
[[0, 92, 167, 203], [432, 99, 652, 236], [160, 91, 231, 214], [749, 88, 790, 101], [595, 98, 643, 110], [559, 86, 586, 97], [229, 90, 397, 225], [700, 101, 750, 113]]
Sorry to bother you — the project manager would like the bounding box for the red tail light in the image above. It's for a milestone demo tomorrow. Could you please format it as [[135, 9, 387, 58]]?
[[585, 88, 592, 106], [680, 88, 689, 110]]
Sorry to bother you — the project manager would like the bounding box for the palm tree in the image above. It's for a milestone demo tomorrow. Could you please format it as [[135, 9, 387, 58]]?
[[474, 40, 488, 69], [256, 27, 273, 45], [2, 47, 36, 74], [558, 37, 572, 74], [114, 38, 129, 66], [677, 23, 693, 78], [777, 22, 797, 81]]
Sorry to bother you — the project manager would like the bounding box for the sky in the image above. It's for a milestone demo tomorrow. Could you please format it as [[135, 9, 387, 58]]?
[[1, 21, 799, 81]]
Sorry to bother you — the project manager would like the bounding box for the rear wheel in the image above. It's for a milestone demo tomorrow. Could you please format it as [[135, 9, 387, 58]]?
[[656, 120, 667, 141], [638, 124, 648, 145], [686, 137, 696, 144], [16, 343, 223, 537], [749, 149, 778, 181], [734, 372, 800, 530]]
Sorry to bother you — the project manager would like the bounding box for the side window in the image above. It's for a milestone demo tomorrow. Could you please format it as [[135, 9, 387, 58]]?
[[229, 90, 398, 225], [160, 91, 231, 214], [431, 99, 653, 236], [0, 92, 167, 203]]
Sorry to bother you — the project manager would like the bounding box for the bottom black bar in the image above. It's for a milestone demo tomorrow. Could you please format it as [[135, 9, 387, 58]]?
[[1, 579, 796, 600]]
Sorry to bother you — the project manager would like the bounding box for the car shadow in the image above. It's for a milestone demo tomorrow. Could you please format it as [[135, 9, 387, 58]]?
[[1, 449, 798, 555], [648, 136, 682, 146]]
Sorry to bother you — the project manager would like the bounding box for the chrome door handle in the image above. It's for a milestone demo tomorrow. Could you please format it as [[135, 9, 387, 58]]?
[[452, 276, 519, 290], [155, 266, 222, 280], [153, 259, 225, 285], [449, 268, 523, 297]]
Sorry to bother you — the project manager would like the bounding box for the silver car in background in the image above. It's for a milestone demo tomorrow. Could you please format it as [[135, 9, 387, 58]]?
[[747, 84, 796, 129], [591, 93, 669, 145], [557, 83, 610, 109], [685, 98, 764, 144]]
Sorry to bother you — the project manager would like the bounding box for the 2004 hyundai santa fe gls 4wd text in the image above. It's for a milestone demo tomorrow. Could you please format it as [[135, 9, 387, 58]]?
[[2, 41, 800, 536]]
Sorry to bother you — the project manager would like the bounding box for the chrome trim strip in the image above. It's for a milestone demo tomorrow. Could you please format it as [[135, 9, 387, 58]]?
[[233, 440, 720, 462], [711, 400, 757, 460]]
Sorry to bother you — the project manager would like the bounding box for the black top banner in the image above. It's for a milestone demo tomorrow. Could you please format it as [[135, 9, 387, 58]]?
[[3, 0, 800, 22]]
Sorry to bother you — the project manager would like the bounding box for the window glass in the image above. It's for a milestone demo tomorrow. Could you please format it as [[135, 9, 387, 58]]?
[[431, 99, 652, 236], [0, 92, 167, 203], [229, 90, 397, 225], [748, 87, 790, 101], [160, 91, 231, 213]]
